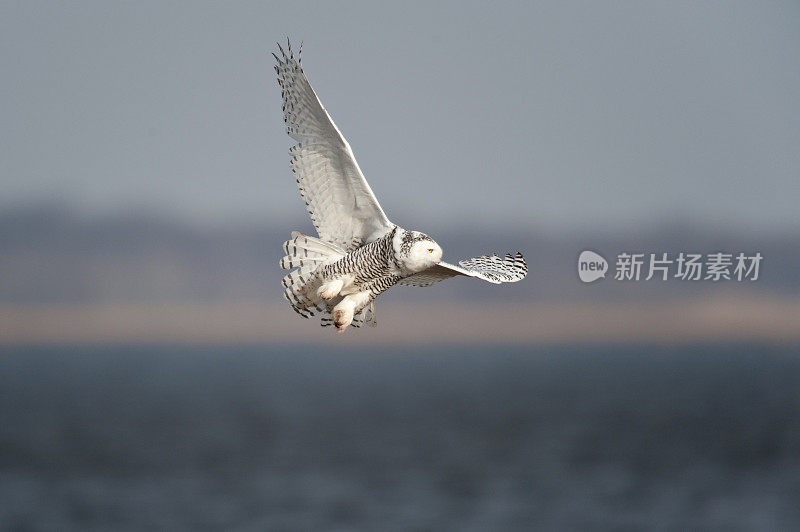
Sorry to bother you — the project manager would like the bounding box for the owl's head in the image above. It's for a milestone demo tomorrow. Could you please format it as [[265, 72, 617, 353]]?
[[393, 229, 443, 273]]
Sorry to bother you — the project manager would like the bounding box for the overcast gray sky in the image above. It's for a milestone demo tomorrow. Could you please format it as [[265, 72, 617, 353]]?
[[2, 1, 799, 232]]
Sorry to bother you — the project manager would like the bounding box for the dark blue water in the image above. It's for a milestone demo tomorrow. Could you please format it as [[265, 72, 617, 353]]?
[[1, 344, 799, 530]]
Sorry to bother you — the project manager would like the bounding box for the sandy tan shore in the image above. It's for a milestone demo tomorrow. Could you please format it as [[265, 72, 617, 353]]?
[[1, 295, 798, 345]]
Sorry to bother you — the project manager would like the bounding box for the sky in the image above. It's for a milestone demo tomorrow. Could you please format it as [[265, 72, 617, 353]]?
[[2, 1, 799, 233]]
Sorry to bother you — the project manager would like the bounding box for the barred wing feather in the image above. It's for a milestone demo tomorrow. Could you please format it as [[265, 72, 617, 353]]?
[[274, 41, 393, 252], [399, 253, 528, 287]]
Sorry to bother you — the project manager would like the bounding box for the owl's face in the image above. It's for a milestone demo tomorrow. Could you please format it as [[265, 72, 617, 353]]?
[[393, 229, 443, 273]]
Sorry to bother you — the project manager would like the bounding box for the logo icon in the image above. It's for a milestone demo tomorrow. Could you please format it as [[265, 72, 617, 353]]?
[[578, 250, 608, 283]]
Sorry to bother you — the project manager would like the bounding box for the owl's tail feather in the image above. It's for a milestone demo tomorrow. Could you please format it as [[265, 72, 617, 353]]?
[[280, 232, 345, 318]]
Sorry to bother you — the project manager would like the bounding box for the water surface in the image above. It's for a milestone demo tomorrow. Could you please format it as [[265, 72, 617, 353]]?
[[1, 344, 798, 530]]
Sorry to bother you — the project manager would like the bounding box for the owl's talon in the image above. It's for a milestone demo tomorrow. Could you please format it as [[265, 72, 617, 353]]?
[[333, 309, 352, 332]]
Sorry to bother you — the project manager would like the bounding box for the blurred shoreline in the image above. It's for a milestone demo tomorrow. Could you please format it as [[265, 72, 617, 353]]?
[[2, 296, 798, 346], [2, 206, 798, 346]]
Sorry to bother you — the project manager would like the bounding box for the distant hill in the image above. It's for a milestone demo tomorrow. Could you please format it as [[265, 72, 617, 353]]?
[[1, 206, 798, 305]]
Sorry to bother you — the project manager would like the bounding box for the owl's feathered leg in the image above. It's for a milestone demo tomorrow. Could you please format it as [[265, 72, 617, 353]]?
[[332, 291, 372, 333], [317, 279, 344, 300]]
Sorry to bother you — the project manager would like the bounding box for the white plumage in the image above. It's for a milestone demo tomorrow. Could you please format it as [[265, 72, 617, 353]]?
[[274, 40, 527, 332]]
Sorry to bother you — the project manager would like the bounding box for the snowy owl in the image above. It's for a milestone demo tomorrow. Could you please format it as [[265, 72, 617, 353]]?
[[274, 41, 527, 332]]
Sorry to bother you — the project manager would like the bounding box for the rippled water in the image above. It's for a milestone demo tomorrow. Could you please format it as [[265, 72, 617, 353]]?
[[1, 344, 799, 530]]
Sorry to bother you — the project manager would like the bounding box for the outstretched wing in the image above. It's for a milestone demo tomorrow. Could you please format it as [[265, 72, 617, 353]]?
[[399, 253, 528, 287], [274, 41, 393, 252]]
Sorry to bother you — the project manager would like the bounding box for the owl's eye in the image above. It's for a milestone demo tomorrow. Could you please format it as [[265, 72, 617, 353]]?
[[427, 249, 434, 253]]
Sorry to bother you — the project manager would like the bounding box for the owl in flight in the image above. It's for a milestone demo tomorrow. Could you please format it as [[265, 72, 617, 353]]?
[[274, 41, 527, 332]]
